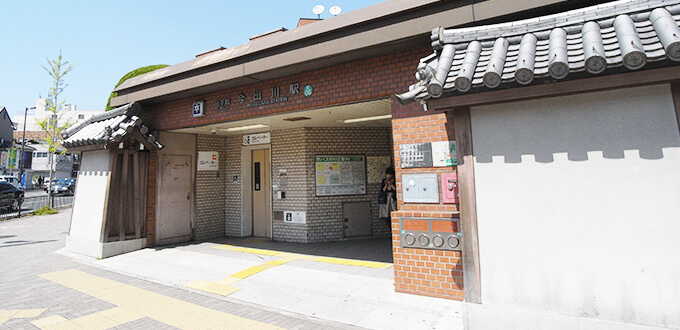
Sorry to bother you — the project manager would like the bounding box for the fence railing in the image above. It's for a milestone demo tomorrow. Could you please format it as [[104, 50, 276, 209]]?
[[0, 194, 74, 220]]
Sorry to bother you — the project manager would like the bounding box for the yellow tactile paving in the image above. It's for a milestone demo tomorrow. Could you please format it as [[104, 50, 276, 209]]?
[[38, 269, 284, 330], [230, 265, 268, 279], [214, 245, 282, 256], [314, 257, 393, 269], [0, 308, 47, 325], [31, 315, 68, 329], [212, 244, 393, 269], [192, 244, 392, 297]]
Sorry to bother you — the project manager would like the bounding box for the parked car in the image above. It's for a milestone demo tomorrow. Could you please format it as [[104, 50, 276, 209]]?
[[0, 181, 24, 212], [0, 176, 20, 189], [50, 178, 76, 195], [42, 178, 51, 191]]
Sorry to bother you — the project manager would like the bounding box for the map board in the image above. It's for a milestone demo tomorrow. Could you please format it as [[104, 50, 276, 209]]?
[[315, 155, 366, 196]]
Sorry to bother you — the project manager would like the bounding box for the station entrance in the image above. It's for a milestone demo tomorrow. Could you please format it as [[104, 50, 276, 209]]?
[[168, 98, 394, 245]]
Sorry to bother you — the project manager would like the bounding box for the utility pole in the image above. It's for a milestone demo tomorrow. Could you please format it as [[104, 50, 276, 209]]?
[[19, 106, 36, 217]]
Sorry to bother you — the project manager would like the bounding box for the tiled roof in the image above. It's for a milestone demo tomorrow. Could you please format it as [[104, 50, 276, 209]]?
[[397, 0, 680, 104], [62, 102, 163, 149]]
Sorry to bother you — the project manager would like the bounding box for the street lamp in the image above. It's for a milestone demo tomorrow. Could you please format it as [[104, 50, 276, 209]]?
[[18, 106, 35, 217]]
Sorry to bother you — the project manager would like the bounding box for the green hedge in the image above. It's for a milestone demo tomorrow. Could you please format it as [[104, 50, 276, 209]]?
[[106, 64, 169, 111]]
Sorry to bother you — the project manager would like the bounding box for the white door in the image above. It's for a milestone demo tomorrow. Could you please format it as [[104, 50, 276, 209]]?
[[158, 154, 192, 244]]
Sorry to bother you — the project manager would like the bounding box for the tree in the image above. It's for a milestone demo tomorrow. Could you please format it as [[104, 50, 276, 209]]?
[[37, 50, 73, 208]]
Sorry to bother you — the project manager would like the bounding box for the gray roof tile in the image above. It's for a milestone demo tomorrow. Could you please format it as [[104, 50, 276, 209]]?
[[62, 102, 163, 149], [397, 0, 680, 104]]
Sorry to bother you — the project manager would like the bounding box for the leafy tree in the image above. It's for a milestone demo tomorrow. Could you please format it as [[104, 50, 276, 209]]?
[[106, 64, 168, 110], [38, 50, 73, 207]]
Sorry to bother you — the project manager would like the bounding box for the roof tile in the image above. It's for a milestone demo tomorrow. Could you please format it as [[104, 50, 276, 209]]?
[[397, 0, 680, 104]]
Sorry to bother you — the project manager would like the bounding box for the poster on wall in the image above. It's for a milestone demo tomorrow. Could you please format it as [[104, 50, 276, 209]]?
[[432, 141, 457, 166], [367, 156, 392, 183], [315, 155, 366, 196]]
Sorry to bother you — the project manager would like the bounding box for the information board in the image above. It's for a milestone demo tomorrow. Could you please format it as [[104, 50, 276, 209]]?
[[400, 142, 456, 168], [315, 155, 366, 196], [399, 143, 433, 168]]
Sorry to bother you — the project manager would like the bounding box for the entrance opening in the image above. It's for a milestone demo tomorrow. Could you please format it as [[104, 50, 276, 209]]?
[[251, 149, 271, 238]]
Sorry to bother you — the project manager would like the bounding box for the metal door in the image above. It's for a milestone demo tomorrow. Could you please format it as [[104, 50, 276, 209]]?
[[158, 154, 192, 243], [343, 201, 372, 237], [252, 149, 271, 237]]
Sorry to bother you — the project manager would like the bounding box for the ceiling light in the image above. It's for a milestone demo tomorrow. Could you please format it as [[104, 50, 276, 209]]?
[[221, 124, 269, 132], [283, 117, 311, 122], [342, 114, 392, 123]]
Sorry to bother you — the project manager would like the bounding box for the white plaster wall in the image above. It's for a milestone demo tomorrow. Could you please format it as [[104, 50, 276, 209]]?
[[69, 150, 110, 241], [470, 85, 680, 328]]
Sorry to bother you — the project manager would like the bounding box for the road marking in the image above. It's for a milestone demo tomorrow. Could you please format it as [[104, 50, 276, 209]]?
[[0, 309, 46, 325], [38, 269, 283, 329]]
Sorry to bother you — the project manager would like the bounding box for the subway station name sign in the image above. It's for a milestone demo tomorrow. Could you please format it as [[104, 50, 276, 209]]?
[[213, 83, 314, 111]]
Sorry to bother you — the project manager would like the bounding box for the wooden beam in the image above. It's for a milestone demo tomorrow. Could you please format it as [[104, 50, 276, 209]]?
[[428, 66, 680, 110], [120, 149, 130, 241], [67, 144, 107, 153], [453, 106, 482, 304], [670, 82, 680, 138], [140, 152, 149, 237]]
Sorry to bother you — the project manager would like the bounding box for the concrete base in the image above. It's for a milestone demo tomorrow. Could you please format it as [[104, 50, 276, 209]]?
[[463, 302, 668, 330], [65, 236, 146, 259]]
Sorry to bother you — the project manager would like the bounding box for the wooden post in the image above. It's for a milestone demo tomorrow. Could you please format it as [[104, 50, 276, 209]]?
[[670, 82, 680, 137], [453, 106, 482, 304], [120, 149, 129, 241], [133, 150, 141, 239]]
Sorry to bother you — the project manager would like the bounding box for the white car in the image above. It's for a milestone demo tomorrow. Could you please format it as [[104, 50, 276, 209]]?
[[0, 176, 21, 189]]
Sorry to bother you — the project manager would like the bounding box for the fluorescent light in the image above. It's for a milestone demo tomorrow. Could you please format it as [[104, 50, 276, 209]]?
[[343, 114, 392, 123], [221, 124, 269, 132]]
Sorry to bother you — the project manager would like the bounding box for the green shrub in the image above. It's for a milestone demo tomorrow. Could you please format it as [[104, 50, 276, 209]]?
[[106, 64, 169, 110], [32, 206, 58, 215]]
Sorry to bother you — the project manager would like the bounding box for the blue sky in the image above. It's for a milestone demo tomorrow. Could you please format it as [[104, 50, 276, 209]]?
[[0, 0, 384, 118]]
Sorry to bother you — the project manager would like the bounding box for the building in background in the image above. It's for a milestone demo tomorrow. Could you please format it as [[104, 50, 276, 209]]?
[[8, 99, 100, 189], [14, 98, 104, 132], [0, 106, 36, 184]]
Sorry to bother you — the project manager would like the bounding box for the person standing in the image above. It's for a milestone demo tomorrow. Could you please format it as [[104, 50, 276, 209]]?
[[379, 167, 397, 223]]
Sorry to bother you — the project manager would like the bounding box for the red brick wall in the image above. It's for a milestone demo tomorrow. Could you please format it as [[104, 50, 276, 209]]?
[[141, 46, 430, 131], [390, 104, 464, 300]]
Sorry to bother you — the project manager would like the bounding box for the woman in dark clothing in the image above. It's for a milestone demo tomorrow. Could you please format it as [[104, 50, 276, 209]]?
[[379, 167, 397, 223]]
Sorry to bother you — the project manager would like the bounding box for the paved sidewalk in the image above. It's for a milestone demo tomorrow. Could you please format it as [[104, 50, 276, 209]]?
[[55, 208, 463, 329], [1, 209, 364, 330]]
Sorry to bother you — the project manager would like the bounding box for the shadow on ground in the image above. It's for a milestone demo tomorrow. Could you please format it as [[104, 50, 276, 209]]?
[[161, 236, 394, 264]]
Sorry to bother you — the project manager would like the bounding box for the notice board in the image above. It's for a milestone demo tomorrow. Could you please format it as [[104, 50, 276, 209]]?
[[400, 142, 456, 168], [315, 155, 366, 196]]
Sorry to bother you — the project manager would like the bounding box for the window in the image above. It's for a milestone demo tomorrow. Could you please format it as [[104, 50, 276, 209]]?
[[0, 182, 11, 192]]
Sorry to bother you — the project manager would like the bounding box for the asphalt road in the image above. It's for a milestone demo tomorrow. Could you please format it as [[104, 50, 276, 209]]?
[[0, 210, 359, 329]]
